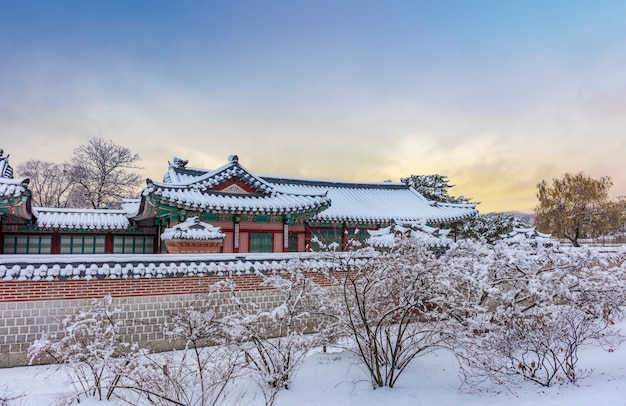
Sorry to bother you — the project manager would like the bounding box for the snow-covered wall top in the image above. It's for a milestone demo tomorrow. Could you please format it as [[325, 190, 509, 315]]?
[[0, 252, 345, 282], [34, 207, 131, 230], [161, 216, 226, 240]]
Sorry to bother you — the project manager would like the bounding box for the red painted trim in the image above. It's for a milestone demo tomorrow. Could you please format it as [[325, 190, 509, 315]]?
[[211, 178, 259, 194]]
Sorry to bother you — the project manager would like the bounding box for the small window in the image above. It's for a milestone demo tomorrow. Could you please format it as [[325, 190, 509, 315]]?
[[249, 233, 273, 253], [60, 235, 106, 254], [3, 234, 52, 254], [288, 233, 298, 252], [113, 235, 154, 254]]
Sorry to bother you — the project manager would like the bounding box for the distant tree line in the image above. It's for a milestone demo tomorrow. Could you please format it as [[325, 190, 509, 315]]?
[[404, 170, 626, 246]]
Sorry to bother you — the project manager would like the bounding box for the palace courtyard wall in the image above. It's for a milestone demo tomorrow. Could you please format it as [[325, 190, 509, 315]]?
[[0, 253, 340, 368]]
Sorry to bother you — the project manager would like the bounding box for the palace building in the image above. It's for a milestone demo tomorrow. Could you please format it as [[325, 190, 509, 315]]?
[[0, 152, 478, 255]]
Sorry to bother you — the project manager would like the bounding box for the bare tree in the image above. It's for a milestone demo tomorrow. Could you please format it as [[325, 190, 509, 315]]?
[[68, 138, 142, 209], [16, 160, 75, 208]]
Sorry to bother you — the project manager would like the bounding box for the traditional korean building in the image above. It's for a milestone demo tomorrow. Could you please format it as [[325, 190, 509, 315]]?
[[0, 152, 478, 255]]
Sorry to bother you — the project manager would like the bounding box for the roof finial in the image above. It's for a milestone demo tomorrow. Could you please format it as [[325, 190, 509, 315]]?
[[228, 154, 239, 163], [170, 157, 188, 168], [0, 149, 14, 179]]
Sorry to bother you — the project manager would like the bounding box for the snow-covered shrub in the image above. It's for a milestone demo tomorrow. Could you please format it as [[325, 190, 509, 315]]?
[[214, 263, 332, 406], [28, 296, 144, 403], [118, 304, 246, 406], [445, 239, 626, 388], [324, 237, 450, 389]]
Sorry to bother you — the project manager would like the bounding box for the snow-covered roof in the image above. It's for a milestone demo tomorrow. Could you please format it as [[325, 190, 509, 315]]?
[[145, 184, 330, 215], [120, 198, 141, 217], [34, 207, 131, 230], [161, 155, 278, 194], [144, 156, 331, 216], [500, 227, 554, 244], [158, 156, 477, 224], [0, 177, 29, 199], [161, 217, 225, 241], [263, 176, 478, 224], [368, 221, 452, 248]]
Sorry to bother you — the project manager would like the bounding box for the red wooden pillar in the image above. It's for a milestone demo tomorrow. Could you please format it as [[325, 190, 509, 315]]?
[[51, 232, 60, 254], [105, 233, 114, 254]]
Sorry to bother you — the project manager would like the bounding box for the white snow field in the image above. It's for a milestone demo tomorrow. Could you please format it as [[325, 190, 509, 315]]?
[[1, 331, 624, 406]]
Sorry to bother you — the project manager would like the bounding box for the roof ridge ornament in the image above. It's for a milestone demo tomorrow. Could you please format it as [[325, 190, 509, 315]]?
[[228, 154, 239, 163], [169, 157, 189, 169], [0, 149, 14, 179]]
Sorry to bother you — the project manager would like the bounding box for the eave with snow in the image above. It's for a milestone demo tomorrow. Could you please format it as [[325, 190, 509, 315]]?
[[0, 152, 478, 255], [0, 177, 33, 223]]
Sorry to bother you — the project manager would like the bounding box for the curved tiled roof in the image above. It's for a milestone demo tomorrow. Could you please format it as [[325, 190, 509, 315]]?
[[146, 158, 330, 216], [34, 207, 131, 230], [161, 160, 277, 194], [158, 157, 478, 224], [144, 182, 330, 215], [263, 176, 478, 224]]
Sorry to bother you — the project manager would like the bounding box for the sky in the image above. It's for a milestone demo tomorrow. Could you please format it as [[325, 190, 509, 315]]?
[[1, 0, 626, 213]]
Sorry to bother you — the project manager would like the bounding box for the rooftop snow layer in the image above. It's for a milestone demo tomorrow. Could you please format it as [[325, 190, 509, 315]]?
[[263, 176, 478, 224], [0, 177, 28, 199], [161, 217, 226, 240], [145, 183, 330, 214], [368, 222, 452, 248], [34, 207, 131, 230]]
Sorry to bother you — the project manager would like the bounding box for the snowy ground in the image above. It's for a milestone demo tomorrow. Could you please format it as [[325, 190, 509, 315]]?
[[1, 333, 625, 406]]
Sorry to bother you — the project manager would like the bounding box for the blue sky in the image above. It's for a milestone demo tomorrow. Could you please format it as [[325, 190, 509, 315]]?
[[2, 1, 626, 212]]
